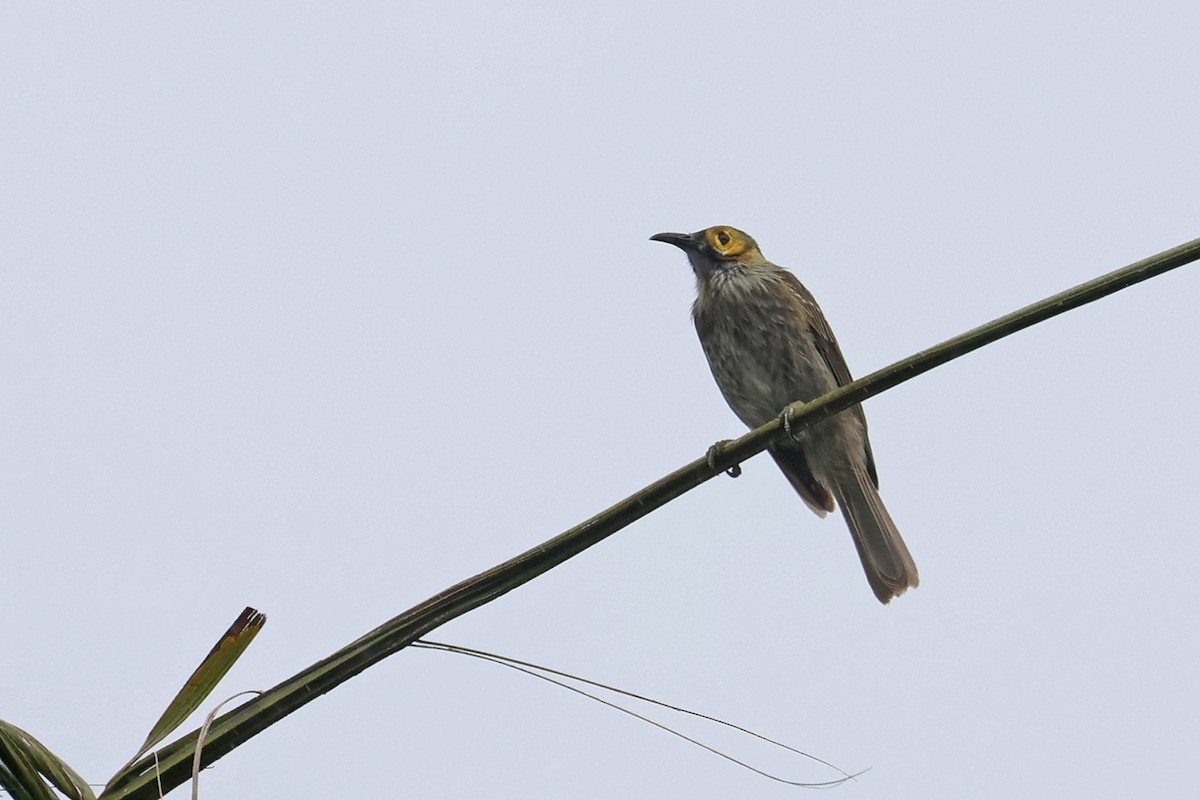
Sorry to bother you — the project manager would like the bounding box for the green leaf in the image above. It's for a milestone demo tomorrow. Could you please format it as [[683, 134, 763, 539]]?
[[0, 719, 95, 800], [105, 607, 266, 792], [0, 760, 34, 800]]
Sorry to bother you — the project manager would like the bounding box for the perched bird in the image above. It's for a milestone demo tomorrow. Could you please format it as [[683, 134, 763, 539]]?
[[650, 225, 918, 603]]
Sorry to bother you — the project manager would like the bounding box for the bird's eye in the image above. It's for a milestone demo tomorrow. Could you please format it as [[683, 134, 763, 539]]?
[[707, 228, 743, 254]]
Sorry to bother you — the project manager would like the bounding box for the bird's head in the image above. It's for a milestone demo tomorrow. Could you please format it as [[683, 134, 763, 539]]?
[[649, 225, 767, 278]]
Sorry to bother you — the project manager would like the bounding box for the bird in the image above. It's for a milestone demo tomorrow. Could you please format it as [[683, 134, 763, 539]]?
[[650, 225, 918, 603]]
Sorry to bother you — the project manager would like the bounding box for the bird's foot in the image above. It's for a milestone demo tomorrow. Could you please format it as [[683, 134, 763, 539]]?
[[782, 406, 806, 445], [706, 440, 742, 478]]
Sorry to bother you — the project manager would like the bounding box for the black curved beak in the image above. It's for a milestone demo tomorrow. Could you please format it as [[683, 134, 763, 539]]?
[[649, 231, 702, 251]]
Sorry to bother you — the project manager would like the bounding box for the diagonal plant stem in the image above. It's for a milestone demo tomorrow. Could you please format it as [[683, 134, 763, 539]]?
[[100, 235, 1200, 800]]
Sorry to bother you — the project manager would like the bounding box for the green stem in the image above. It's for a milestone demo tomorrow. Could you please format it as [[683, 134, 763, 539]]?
[[101, 234, 1200, 800]]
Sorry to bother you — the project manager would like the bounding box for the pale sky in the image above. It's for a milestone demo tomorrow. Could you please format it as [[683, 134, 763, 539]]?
[[3, 3, 1199, 798]]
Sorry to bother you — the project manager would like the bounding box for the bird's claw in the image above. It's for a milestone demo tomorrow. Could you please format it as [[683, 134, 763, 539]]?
[[782, 406, 805, 444], [706, 440, 742, 478]]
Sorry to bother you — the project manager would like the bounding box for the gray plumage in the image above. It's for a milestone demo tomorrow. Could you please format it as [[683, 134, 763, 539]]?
[[651, 225, 918, 603]]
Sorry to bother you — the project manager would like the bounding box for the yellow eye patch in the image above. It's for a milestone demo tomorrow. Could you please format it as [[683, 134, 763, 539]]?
[[705, 226, 748, 258]]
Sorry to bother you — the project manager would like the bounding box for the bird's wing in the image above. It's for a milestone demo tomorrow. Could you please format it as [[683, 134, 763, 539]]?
[[779, 271, 880, 488], [769, 445, 835, 516]]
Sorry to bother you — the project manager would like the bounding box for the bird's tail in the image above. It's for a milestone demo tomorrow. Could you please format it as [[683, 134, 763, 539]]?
[[831, 463, 919, 604]]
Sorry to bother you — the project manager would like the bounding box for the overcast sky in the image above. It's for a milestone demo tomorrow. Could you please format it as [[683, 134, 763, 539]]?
[[3, 3, 1199, 798]]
